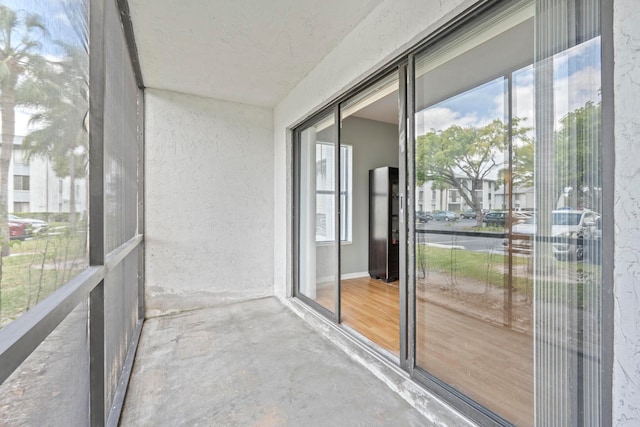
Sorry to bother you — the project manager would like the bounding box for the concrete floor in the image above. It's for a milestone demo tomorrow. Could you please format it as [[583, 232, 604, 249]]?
[[119, 297, 429, 426]]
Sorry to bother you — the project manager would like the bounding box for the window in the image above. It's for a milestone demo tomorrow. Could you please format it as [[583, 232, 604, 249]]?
[[13, 202, 29, 213], [13, 175, 30, 191], [0, 0, 89, 330], [339, 144, 352, 243], [315, 142, 352, 243], [0, 0, 144, 425], [13, 147, 26, 165]]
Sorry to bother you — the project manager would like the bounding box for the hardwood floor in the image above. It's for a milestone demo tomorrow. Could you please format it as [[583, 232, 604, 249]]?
[[416, 299, 533, 426], [339, 277, 400, 354], [317, 276, 533, 427]]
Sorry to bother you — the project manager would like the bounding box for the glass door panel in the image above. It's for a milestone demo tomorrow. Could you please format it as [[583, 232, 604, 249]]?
[[339, 73, 400, 356], [534, 1, 603, 423], [411, 0, 603, 425], [413, 2, 535, 425], [297, 112, 338, 314]]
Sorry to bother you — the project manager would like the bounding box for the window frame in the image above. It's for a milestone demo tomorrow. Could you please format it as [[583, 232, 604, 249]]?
[[314, 142, 353, 244], [13, 175, 30, 191]]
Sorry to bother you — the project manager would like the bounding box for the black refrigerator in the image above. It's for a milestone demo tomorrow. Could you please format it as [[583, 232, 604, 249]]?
[[368, 166, 399, 282]]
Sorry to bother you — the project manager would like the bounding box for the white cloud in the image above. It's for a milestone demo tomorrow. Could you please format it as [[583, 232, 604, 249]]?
[[417, 107, 479, 134], [490, 63, 600, 137], [54, 12, 72, 28], [553, 65, 601, 128]]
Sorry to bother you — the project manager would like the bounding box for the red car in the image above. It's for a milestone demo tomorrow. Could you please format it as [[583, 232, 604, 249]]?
[[9, 221, 27, 240]]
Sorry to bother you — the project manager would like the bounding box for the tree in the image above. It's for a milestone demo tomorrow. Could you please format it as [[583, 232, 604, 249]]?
[[554, 100, 601, 210], [23, 42, 89, 226], [430, 179, 447, 211], [0, 6, 51, 255], [498, 138, 534, 190], [416, 118, 530, 226]]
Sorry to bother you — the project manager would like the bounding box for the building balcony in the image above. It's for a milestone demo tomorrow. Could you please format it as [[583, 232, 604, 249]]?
[[12, 190, 30, 203], [119, 297, 439, 426]]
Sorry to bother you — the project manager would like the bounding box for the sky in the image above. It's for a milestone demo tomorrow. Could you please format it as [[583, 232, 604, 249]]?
[[0, 0, 87, 52], [0, 0, 88, 136], [414, 35, 601, 183], [416, 36, 602, 136]]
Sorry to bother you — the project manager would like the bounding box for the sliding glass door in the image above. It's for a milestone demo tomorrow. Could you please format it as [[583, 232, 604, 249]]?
[[294, 0, 605, 425], [411, 0, 602, 425], [296, 111, 339, 316], [295, 72, 403, 338]]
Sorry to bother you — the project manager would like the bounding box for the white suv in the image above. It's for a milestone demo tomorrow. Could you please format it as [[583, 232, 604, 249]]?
[[503, 209, 600, 261], [551, 209, 599, 260]]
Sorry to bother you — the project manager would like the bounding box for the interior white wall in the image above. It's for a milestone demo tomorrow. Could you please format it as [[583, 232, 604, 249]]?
[[613, 0, 640, 424], [340, 116, 399, 275], [145, 89, 274, 317], [273, 0, 472, 299]]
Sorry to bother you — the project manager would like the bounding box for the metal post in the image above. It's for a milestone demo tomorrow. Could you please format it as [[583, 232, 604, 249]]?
[[89, 0, 106, 424]]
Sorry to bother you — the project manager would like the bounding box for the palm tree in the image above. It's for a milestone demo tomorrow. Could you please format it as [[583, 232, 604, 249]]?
[[23, 42, 89, 227], [0, 5, 51, 256]]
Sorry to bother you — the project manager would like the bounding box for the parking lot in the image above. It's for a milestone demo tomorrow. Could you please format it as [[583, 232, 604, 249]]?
[[416, 218, 507, 254]]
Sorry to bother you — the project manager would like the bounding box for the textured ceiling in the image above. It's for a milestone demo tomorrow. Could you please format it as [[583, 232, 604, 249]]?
[[128, 0, 383, 107]]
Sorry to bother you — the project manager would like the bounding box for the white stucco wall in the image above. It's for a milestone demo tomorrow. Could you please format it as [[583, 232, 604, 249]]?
[[273, 0, 472, 299], [145, 89, 274, 317], [613, 0, 640, 424]]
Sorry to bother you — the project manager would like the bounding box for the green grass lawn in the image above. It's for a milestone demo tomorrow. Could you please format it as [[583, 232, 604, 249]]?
[[417, 244, 602, 302], [417, 244, 533, 291], [0, 228, 88, 328]]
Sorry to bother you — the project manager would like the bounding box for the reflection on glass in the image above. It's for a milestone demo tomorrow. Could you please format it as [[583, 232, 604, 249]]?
[[413, 0, 602, 425], [415, 1, 535, 425], [415, 68, 535, 425], [298, 113, 337, 313], [0, 1, 89, 329], [534, 31, 603, 426]]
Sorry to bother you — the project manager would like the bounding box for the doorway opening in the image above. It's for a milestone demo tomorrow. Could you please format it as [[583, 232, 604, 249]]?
[[337, 73, 401, 356]]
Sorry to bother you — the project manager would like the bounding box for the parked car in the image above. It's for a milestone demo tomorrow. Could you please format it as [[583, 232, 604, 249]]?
[[583, 216, 602, 264], [415, 211, 433, 223], [8, 220, 27, 240], [9, 214, 49, 235], [432, 210, 458, 221], [551, 209, 600, 260], [482, 211, 506, 226], [483, 210, 530, 227], [501, 209, 600, 261], [460, 209, 477, 219]]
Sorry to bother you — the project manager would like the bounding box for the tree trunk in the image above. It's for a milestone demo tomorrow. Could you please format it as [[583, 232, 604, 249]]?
[[69, 147, 76, 227], [0, 82, 16, 257]]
